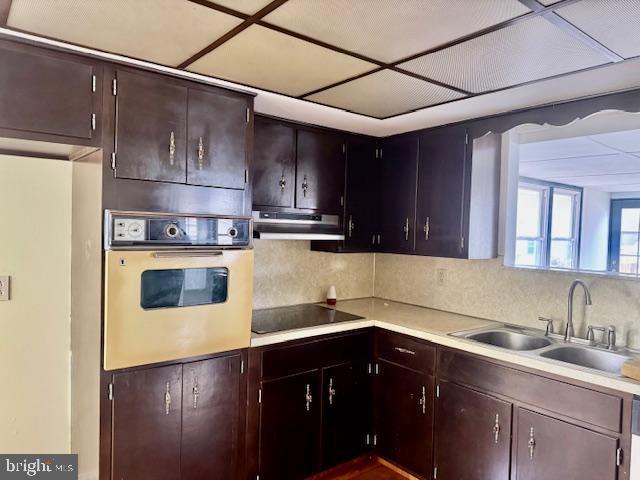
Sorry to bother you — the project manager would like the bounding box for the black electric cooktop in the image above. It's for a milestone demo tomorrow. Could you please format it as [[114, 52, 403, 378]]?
[[251, 304, 364, 334]]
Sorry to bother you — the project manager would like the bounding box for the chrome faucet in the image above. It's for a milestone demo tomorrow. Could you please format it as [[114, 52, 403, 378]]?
[[565, 279, 592, 342]]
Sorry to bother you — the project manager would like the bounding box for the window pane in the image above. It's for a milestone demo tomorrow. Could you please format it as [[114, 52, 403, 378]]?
[[140, 267, 228, 309], [551, 192, 574, 238], [550, 240, 574, 269], [619, 255, 639, 274], [621, 208, 640, 232], [620, 232, 639, 255], [515, 239, 542, 266], [517, 188, 542, 237]]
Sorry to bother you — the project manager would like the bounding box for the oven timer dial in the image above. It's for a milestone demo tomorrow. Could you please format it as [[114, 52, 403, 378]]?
[[165, 223, 180, 239], [113, 218, 146, 241]]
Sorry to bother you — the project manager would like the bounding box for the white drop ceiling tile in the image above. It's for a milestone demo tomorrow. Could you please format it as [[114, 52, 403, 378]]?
[[7, 0, 243, 66], [398, 17, 610, 94], [519, 153, 640, 179], [588, 130, 640, 153], [263, 0, 530, 62], [306, 70, 466, 118], [538, 0, 563, 5], [188, 25, 376, 97], [519, 137, 614, 162], [553, 173, 640, 188], [206, 0, 274, 15], [557, 0, 640, 59]]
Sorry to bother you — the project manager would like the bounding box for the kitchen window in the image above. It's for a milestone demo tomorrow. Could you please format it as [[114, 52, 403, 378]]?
[[515, 178, 582, 269], [608, 199, 640, 274]]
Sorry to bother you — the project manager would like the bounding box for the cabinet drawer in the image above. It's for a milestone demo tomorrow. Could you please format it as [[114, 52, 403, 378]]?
[[261, 331, 371, 380], [376, 330, 435, 374], [438, 349, 623, 433]]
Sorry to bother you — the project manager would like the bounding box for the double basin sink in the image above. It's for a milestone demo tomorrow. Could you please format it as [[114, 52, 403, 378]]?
[[452, 326, 633, 376]]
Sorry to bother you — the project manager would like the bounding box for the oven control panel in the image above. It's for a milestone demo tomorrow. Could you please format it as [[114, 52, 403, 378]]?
[[106, 211, 251, 249]]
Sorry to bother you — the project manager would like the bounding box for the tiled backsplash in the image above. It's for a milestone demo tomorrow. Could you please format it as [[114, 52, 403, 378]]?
[[253, 240, 374, 310], [374, 254, 640, 349]]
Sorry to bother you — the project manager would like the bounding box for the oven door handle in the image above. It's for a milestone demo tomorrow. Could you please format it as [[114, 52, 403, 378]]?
[[152, 250, 224, 259]]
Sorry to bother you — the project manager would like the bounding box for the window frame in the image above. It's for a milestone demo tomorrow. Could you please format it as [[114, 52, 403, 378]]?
[[608, 198, 640, 274]]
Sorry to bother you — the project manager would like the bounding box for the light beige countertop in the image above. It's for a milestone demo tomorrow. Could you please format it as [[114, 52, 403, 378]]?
[[250, 297, 640, 395]]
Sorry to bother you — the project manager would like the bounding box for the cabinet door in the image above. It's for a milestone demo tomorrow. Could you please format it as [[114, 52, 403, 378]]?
[[434, 381, 512, 480], [376, 359, 433, 478], [322, 362, 368, 469], [296, 129, 345, 212], [415, 125, 468, 258], [259, 370, 321, 480], [115, 69, 187, 183], [515, 409, 618, 480], [111, 365, 182, 480], [378, 134, 418, 253], [253, 117, 295, 208], [187, 88, 248, 189], [182, 354, 243, 480], [344, 136, 379, 251], [0, 43, 96, 139]]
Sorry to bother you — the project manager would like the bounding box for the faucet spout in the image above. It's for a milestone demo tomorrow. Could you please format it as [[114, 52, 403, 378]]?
[[566, 279, 592, 342]]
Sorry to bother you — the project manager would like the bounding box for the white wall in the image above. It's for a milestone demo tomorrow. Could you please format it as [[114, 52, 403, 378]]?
[[579, 187, 611, 271], [0, 155, 71, 452]]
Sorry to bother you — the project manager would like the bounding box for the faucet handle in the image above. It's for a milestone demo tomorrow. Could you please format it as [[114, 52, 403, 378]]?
[[607, 325, 617, 351], [586, 325, 606, 345], [538, 317, 554, 336]]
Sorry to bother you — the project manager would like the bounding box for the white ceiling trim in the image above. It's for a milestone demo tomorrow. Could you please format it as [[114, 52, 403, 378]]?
[[2, 27, 640, 138]]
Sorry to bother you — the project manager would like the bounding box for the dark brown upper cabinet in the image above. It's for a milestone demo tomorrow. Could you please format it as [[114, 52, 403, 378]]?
[[296, 128, 346, 212], [187, 87, 249, 189], [0, 40, 100, 144], [378, 134, 419, 254], [253, 116, 295, 208], [415, 125, 469, 258], [434, 380, 512, 480], [113, 68, 250, 188]]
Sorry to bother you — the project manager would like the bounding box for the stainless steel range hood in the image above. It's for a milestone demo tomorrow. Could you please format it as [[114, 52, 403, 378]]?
[[252, 211, 345, 240]]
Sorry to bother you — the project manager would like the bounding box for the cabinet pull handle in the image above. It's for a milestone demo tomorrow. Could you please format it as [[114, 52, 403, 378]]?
[[348, 215, 354, 238], [197, 137, 205, 170], [192, 377, 200, 409], [305, 383, 313, 411], [528, 427, 536, 460], [394, 346, 416, 355], [164, 382, 172, 415], [302, 175, 309, 197], [328, 378, 336, 405], [279, 174, 286, 193], [493, 414, 500, 443], [419, 386, 426, 414], [169, 131, 176, 166], [423, 217, 430, 240], [403, 217, 409, 241], [371, 234, 376, 245]]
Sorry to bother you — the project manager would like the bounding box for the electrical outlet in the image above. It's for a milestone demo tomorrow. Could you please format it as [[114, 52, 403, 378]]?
[[0, 275, 10, 301], [436, 269, 447, 286]]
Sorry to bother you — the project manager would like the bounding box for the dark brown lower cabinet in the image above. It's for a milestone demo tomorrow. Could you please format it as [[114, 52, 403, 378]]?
[[259, 370, 321, 480], [181, 355, 243, 480], [515, 409, 618, 480], [111, 364, 183, 480], [434, 380, 512, 480], [376, 359, 434, 478]]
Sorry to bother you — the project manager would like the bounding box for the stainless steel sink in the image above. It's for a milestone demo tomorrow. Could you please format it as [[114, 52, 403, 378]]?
[[464, 329, 552, 351], [539, 346, 631, 375]]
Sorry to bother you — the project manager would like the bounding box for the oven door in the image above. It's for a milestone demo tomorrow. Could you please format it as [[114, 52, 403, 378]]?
[[104, 249, 253, 370]]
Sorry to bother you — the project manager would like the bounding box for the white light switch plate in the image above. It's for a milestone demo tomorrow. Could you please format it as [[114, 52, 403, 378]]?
[[0, 275, 10, 301]]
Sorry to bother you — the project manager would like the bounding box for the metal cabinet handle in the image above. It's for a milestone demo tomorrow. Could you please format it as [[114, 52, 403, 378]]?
[[528, 427, 536, 460], [403, 218, 409, 241], [302, 175, 309, 197], [348, 215, 355, 238], [164, 382, 172, 415], [192, 377, 200, 409], [394, 346, 416, 355], [328, 378, 336, 405], [279, 174, 286, 193], [419, 386, 426, 414], [493, 414, 500, 443], [305, 383, 313, 411], [197, 137, 205, 170], [169, 131, 176, 166], [423, 217, 430, 240]]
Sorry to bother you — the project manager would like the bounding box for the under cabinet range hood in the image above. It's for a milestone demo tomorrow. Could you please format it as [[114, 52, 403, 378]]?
[[252, 211, 344, 240]]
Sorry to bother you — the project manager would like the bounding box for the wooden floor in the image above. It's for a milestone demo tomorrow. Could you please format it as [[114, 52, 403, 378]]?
[[309, 457, 415, 480]]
